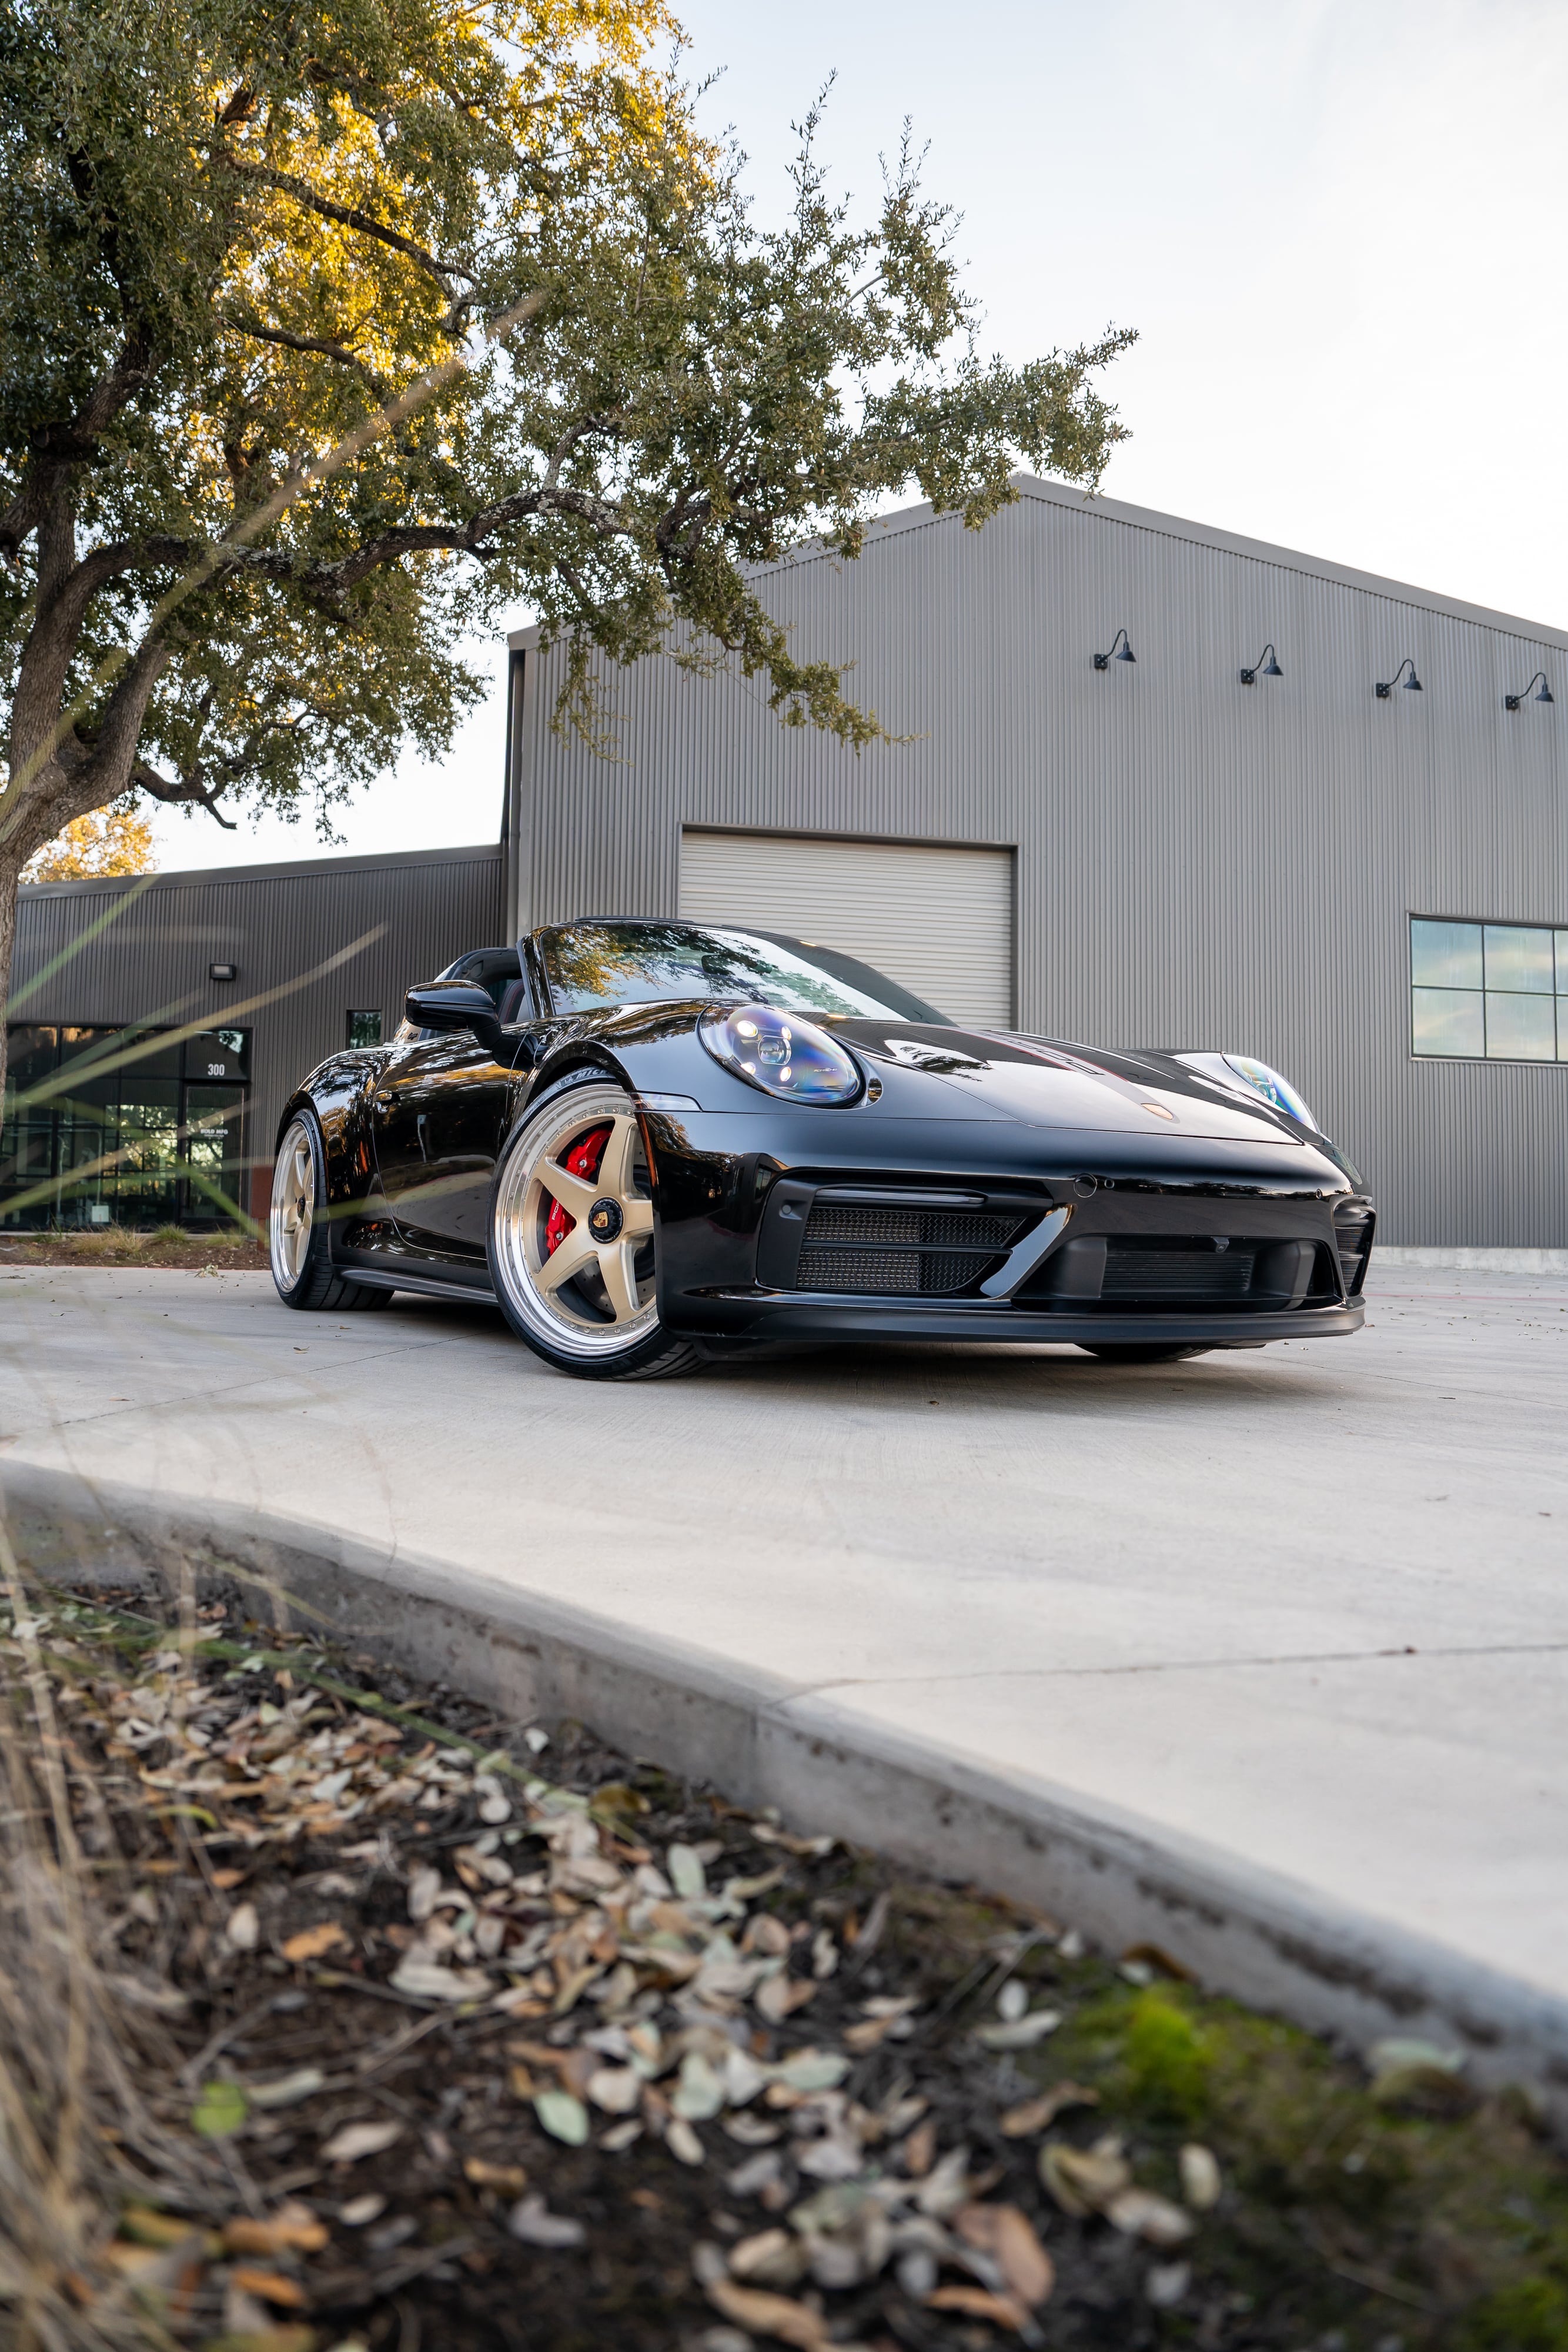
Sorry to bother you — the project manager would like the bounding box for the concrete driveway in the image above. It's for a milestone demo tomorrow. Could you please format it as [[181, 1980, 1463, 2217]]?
[[2, 1259, 1565, 2031]]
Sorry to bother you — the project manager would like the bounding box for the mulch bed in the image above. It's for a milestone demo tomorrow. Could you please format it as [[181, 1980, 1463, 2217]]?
[[8, 1582, 1568, 2352], [0, 1234, 269, 1271]]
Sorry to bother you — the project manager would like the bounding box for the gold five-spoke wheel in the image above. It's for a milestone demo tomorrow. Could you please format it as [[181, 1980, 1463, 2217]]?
[[270, 1118, 316, 1291], [489, 1080, 701, 1378]]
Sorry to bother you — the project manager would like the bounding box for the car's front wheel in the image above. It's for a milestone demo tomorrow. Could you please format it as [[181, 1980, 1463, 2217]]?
[[487, 1076, 706, 1381], [270, 1111, 392, 1313]]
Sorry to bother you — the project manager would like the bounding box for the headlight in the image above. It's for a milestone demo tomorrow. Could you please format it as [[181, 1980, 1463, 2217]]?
[[699, 1003, 863, 1104], [1179, 1051, 1318, 1130]]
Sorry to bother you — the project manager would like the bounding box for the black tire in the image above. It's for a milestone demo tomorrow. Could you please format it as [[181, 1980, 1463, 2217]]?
[[269, 1109, 393, 1314], [487, 1074, 706, 1381], [1076, 1342, 1213, 1364]]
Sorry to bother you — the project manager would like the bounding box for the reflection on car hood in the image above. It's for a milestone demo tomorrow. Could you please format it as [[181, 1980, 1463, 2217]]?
[[835, 1023, 1306, 1145]]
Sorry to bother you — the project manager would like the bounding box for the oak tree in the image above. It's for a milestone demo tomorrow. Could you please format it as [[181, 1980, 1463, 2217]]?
[[0, 0, 1133, 1104]]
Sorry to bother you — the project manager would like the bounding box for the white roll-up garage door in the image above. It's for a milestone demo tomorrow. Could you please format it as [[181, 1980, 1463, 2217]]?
[[678, 831, 1013, 1028]]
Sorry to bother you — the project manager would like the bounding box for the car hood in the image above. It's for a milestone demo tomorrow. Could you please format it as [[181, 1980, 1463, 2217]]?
[[835, 1022, 1308, 1145]]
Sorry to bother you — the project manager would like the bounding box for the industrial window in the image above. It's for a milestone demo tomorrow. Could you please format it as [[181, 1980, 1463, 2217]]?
[[2, 1025, 250, 1227], [1410, 917, 1568, 1061], [346, 1008, 383, 1047]]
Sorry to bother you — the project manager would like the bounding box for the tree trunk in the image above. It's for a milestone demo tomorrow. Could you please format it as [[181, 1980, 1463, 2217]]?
[[0, 851, 19, 1141]]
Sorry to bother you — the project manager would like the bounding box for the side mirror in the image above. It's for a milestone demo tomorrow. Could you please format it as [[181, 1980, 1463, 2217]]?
[[404, 983, 504, 1056]]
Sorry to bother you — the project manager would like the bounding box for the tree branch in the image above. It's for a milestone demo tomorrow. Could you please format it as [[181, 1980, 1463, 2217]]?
[[218, 310, 389, 393]]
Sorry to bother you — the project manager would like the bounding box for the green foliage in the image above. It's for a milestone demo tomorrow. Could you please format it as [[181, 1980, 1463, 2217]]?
[[1459, 2277, 1568, 2351], [0, 0, 1134, 906], [1116, 1985, 1215, 2124]]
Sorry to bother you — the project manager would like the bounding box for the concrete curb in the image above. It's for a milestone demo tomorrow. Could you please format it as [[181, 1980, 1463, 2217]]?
[[1376, 1246, 1568, 1273], [8, 1458, 1566, 2105]]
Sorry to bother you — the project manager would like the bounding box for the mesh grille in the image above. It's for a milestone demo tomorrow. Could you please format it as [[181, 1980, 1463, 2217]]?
[[1102, 1244, 1258, 1301], [796, 1248, 920, 1293], [807, 1207, 921, 1247], [804, 1205, 1024, 1250], [1333, 1211, 1374, 1297], [794, 1248, 989, 1295]]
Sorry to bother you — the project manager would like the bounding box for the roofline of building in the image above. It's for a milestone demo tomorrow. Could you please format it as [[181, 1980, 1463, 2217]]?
[[18, 839, 503, 902], [506, 472, 1568, 655]]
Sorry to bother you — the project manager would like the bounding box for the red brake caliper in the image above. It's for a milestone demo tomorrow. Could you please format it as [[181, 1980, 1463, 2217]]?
[[544, 1125, 612, 1257]]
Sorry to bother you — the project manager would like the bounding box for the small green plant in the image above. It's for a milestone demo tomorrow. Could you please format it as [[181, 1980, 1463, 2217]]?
[[1118, 1986, 1215, 2124]]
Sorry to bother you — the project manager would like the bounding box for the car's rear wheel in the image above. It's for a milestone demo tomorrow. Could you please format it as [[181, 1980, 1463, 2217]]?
[[270, 1111, 392, 1313], [487, 1076, 706, 1381], [1076, 1342, 1213, 1363]]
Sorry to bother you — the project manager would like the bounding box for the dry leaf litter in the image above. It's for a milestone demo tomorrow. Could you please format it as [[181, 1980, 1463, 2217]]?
[[4, 1582, 1563, 2352]]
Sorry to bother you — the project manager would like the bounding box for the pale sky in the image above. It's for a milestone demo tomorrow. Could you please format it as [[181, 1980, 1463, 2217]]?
[[150, 0, 1568, 873]]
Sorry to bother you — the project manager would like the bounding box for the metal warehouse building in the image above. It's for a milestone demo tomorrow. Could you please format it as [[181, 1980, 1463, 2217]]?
[[7, 472, 1568, 1242]]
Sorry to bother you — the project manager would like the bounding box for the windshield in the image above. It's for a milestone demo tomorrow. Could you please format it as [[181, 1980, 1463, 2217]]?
[[536, 921, 948, 1022]]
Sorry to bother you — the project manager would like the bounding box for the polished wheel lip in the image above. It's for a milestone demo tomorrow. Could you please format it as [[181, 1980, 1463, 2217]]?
[[493, 1085, 658, 1359], [270, 1117, 316, 1291]]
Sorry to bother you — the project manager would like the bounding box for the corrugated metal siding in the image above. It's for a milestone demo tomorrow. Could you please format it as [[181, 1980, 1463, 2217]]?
[[11, 844, 505, 1200], [677, 830, 1014, 1025], [516, 480, 1568, 1247]]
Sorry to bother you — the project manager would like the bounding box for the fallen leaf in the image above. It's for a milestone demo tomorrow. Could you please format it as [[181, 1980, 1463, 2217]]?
[[407, 1866, 442, 1921], [773, 2050, 848, 2094], [1179, 2143, 1221, 2211], [508, 2193, 585, 2249], [973, 2008, 1062, 2050], [915, 2146, 972, 2218], [223, 1902, 259, 1953], [728, 2227, 803, 2285], [389, 1958, 492, 2002], [1146, 2259, 1192, 2308], [226, 2266, 310, 2309], [999, 2084, 1099, 2137], [704, 2275, 830, 2348], [1366, 2037, 1472, 2113], [247, 2068, 326, 2111], [1105, 2187, 1194, 2247], [755, 1973, 817, 2023], [280, 1922, 348, 1965], [667, 1842, 707, 1898], [211, 1867, 245, 1890], [901, 2118, 937, 2177], [192, 2079, 249, 2139], [587, 2066, 641, 2114], [672, 2051, 726, 2122], [118, 2207, 210, 2251], [956, 2203, 1055, 2307], [321, 2119, 403, 2165], [1039, 2137, 1131, 2218], [533, 2089, 590, 2147], [223, 2208, 329, 2256], [463, 2159, 529, 2195], [666, 2117, 706, 2166], [927, 2283, 1029, 2330]]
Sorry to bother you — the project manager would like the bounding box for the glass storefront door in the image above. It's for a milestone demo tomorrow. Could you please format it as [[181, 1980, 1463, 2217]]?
[[2, 1025, 251, 1228]]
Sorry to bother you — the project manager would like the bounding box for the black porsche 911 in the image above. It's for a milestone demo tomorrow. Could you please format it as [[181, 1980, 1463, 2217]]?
[[269, 918, 1375, 1379]]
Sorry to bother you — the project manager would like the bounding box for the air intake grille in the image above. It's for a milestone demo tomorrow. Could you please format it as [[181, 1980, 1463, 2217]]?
[[1333, 1208, 1375, 1296], [804, 1205, 1024, 1250], [796, 1248, 920, 1294], [1101, 1244, 1259, 1301]]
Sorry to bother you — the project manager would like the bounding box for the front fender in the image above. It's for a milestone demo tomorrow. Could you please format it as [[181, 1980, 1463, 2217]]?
[[275, 1053, 389, 1241]]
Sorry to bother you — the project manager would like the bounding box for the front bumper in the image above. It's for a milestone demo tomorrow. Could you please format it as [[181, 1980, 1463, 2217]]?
[[643, 1108, 1373, 1351]]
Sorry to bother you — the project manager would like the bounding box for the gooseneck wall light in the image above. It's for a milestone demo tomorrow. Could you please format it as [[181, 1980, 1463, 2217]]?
[[1375, 657, 1423, 699], [1092, 628, 1136, 671], [1503, 672, 1553, 712], [1239, 644, 1282, 687]]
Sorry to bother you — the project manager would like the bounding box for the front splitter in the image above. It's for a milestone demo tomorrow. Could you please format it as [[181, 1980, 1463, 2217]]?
[[669, 1293, 1366, 1347]]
